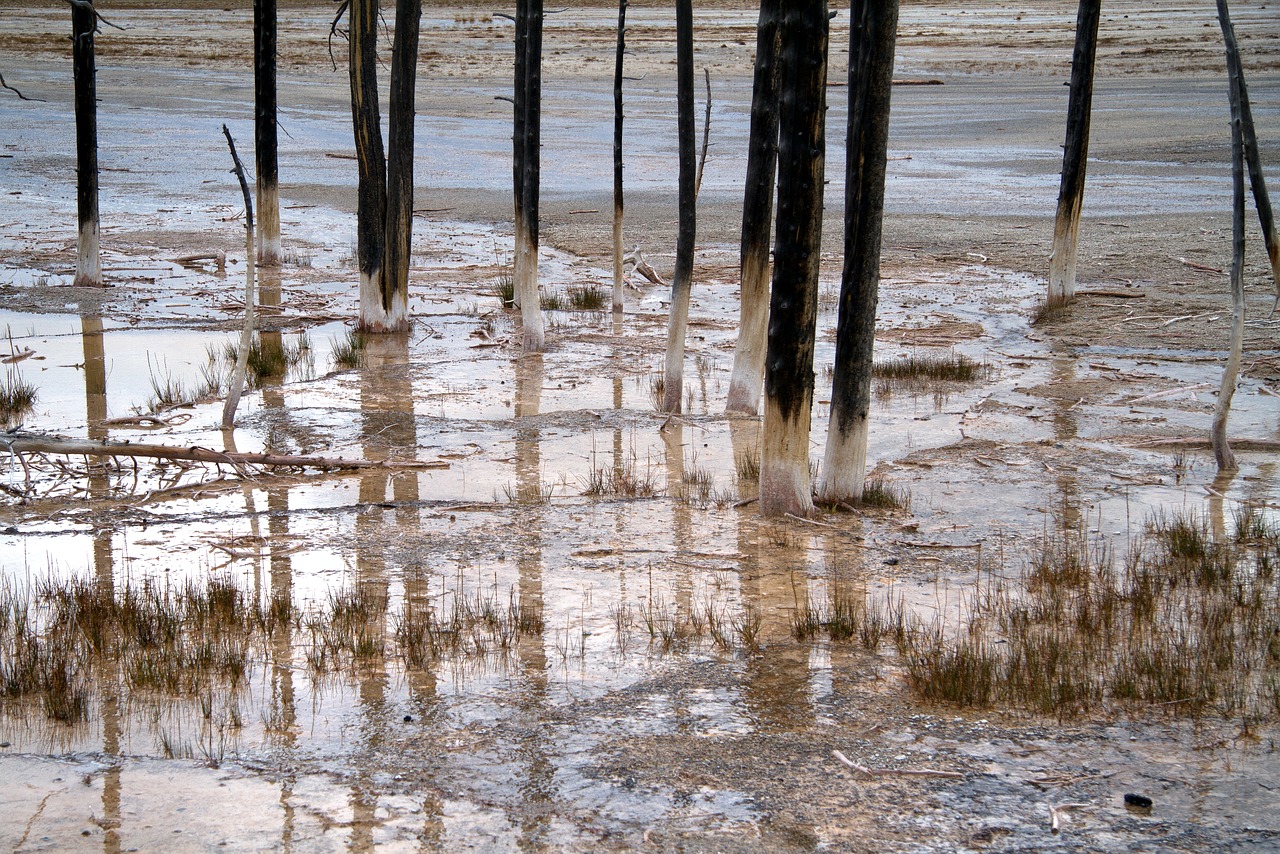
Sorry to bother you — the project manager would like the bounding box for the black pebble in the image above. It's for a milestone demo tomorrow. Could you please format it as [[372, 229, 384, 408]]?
[[403, 715, 413, 723], [1124, 793, 1153, 810]]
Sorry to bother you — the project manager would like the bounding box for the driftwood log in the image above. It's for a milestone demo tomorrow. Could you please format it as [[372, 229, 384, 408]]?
[[0, 432, 449, 472]]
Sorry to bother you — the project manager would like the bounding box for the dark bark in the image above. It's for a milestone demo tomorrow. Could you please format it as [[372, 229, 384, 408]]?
[[1221, 7, 1280, 311], [725, 0, 781, 414], [817, 0, 898, 502], [349, 0, 387, 316], [612, 0, 627, 313], [254, 0, 280, 265], [760, 0, 828, 517], [1048, 0, 1100, 304], [384, 0, 421, 316], [72, 0, 100, 286], [661, 0, 697, 411], [1214, 0, 1247, 471], [513, 0, 544, 349]]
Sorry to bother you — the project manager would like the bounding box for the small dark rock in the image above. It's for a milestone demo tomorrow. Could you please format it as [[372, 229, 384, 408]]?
[[403, 715, 413, 723], [1124, 793, 1153, 811], [883, 557, 900, 566]]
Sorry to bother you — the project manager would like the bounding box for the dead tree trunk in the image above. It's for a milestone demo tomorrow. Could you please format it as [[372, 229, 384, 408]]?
[[254, 0, 281, 266], [382, 0, 421, 329], [1213, 0, 1247, 472], [661, 0, 697, 412], [72, 0, 101, 287], [817, 0, 898, 504], [348, 0, 389, 331], [1047, 0, 1100, 306], [514, 0, 545, 351], [760, 0, 828, 518], [1224, 12, 1280, 313], [221, 126, 256, 429], [725, 0, 782, 415], [612, 0, 627, 315]]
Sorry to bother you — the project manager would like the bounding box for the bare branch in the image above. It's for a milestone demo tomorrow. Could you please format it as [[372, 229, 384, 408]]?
[[494, 94, 515, 104], [328, 0, 350, 71], [0, 72, 44, 102], [61, 0, 125, 31], [492, 12, 515, 23]]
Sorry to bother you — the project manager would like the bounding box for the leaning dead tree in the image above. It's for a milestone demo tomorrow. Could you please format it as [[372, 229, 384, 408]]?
[[71, 0, 101, 286], [254, 0, 281, 266], [817, 0, 899, 505], [612, 0, 627, 315], [1212, 0, 1248, 472], [221, 126, 257, 429], [1047, 0, 1100, 306], [724, 0, 782, 415], [343, 0, 420, 332], [760, 0, 828, 518], [661, 0, 697, 412], [1220, 5, 1280, 314], [513, 0, 546, 350]]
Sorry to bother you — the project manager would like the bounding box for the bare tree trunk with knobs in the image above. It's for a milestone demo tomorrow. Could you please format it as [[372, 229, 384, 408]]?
[[513, 0, 545, 351], [612, 0, 627, 316], [1213, 0, 1247, 472], [725, 0, 781, 415], [817, 0, 898, 504], [1047, 0, 1100, 306], [72, 0, 101, 286], [254, 0, 281, 266], [662, 0, 697, 412], [760, 0, 828, 518]]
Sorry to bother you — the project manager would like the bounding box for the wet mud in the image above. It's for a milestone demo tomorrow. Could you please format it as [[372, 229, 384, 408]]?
[[1, 1, 1280, 850]]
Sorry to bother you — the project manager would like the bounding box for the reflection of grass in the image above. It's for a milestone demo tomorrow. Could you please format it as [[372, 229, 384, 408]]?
[[0, 369, 37, 426], [222, 333, 313, 383]]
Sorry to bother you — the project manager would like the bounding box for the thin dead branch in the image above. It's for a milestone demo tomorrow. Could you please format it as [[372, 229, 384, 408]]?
[[832, 749, 964, 780], [0, 73, 45, 102]]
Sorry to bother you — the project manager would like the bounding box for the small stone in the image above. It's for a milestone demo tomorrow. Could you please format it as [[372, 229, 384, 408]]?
[[1124, 793, 1153, 811], [883, 556, 899, 566], [403, 715, 413, 723]]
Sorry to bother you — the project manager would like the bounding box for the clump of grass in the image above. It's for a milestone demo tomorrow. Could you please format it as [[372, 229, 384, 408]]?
[[0, 369, 37, 427], [872, 353, 984, 390], [791, 585, 886, 649], [647, 374, 665, 411], [887, 510, 1280, 720], [539, 290, 567, 311], [856, 475, 911, 511], [567, 284, 607, 311], [582, 457, 659, 498], [281, 248, 313, 268], [221, 333, 313, 384], [145, 356, 192, 412], [493, 274, 515, 309], [330, 329, 367, 370]]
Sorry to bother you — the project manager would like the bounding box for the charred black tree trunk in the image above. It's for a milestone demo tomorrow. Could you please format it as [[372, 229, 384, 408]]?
[[1213, 0, 1247, 471], [725, 0, 782, 415], [817, 0, 898, 504], [1047, 0, 1100, 305], [348, 0, 389, 330], [1221, 7, 1280, 312], [661, 0, 697, 412], [514, 0, 545, 350], [383, 0, 421, 329], [760, 0, 828, 518], [72, 0, 101, 286], [612, 0, 627, 315], [254, 0, 280, 266]]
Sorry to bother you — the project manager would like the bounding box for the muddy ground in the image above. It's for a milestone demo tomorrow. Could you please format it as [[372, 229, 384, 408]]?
[[1, 1, 1280, 851]]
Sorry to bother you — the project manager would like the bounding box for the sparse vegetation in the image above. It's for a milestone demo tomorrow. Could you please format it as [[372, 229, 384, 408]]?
[[1031, 295, 1071, 326], [0, 369, 37, 427], [872, 353, 984, 389], [539, 289, 567, 312], [330, 329, 367, 370], [493, 274, 515, 308], [567, 284, 607, 311], [856, 475, 911, 510]]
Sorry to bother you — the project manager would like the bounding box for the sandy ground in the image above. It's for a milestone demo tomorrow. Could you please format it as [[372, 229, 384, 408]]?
[[1, 1, 1280, 851]]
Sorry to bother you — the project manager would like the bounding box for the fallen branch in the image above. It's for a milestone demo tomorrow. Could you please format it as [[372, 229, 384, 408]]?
[[0, 72, 45, 102], [832, 749, 964, 780], [0, 432, 449, 472], [1129, 436, 1280, 452], [1176, 256, 1225, 274], [1075, 289, 1145, 299]]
